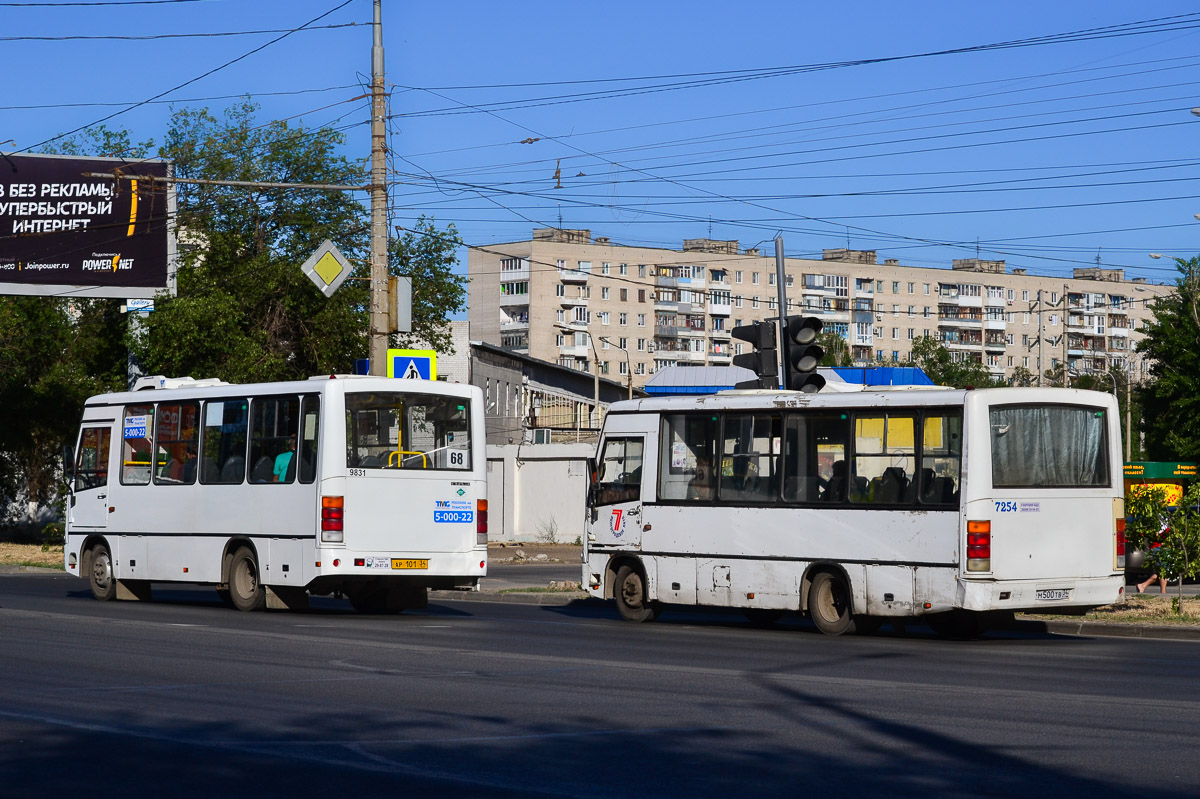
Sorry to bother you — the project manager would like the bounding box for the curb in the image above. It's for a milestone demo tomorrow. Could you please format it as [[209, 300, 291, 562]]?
[[0, 565, 63, 575], [1011, 618, 1200, 641], [429, 589, 591, 606]]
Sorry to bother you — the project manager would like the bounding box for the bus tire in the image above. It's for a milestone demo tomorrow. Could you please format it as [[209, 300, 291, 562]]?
[[228, 547, 266, 612], [614, 564, 660, 623], [808, 571, 855, 635], [87, 542, 116, 602]]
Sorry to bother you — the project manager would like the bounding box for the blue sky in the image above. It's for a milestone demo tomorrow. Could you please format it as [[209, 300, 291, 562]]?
[[6, 0, 1200, 289]]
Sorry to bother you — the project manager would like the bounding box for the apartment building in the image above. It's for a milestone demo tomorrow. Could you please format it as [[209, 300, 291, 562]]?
[[468, 228, 1173, 389]]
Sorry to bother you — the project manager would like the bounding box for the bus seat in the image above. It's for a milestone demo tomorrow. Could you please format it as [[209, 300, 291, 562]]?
[[877, 467, 908, 504], [250, 456, 274, 483], [201, 458, 220, 483], [821, 476, 846, 502], [923, 476, 955, 504], [182, 458, 198, 484], [219, 456, 245, 484]]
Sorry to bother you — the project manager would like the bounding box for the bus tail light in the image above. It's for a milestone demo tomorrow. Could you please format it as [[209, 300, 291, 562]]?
[[967, 520, 990, 572], [1116, 517, 1126, 569], [477, 499, 488, 544], [321, 495, 344, 543]]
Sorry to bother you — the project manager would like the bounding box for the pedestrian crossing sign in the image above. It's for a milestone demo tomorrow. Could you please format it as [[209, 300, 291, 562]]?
[[387, 348, 437, 380]]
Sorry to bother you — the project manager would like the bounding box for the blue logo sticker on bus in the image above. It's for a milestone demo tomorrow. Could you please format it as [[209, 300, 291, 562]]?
[[434, 499, 474, 524], [123, 415, 147, 439]]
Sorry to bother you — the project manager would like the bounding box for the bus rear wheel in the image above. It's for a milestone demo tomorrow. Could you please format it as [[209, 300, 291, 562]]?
[[87, 543, 116, 602], [808, 571, 856, 635], [614, 564, 661, 623], [228, 547, 266, 612]]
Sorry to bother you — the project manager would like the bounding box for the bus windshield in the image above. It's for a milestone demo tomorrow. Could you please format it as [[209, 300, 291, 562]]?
[[345, 391, 472, 471], [990, 404, 1108, 488]]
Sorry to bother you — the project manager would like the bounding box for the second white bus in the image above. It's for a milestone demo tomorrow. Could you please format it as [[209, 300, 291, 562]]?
[[65, 374, 487, 612], [583, 386, 1125, 636]]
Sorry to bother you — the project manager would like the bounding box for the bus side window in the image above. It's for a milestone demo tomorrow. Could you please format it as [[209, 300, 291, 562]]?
[[75, 427, 111, 492], [783, 413, 847, 503], [658, 414, 717, 502], [154, 403, 200, 486], [851, 414, 917, 505], [201, 399, 249, 485], [719, 414, 781, 504], [920, 411, 962, 505], [299, 395, 320, 484], [249, 396, 300, 484], [121, 404, 155, 486], [596, 438, 643, 506]]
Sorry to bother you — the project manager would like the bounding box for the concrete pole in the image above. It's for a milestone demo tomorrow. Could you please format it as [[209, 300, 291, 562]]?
[[1037, 289, 1044, 387], [774, 236, 788, 390], [368, 0, 389, 375]]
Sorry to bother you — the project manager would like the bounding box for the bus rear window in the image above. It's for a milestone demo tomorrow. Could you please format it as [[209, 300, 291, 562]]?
[[990, 405, 1108, 488], [346, 392, 471, 471]]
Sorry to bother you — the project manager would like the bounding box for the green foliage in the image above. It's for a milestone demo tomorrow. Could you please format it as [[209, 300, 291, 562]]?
[[1125, 482, 1200, 611], [817, 331, 852, 367], [909, 335, 1000, 388], [1136, 256, 1200, 461], [390, 218, 467, 354], [1008, 366, 1035, 387]]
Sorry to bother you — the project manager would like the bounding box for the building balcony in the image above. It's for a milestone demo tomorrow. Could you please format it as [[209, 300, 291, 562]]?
[[500, 318, 529, 332], [559, 295, 588, 308], [678, 326, 707, 338], [710, 328, 732, 340], [853, 335, 873, 347], [938, 316, 981, 327], [709, 351, 732, 363], [708, 301, 732, 316], [984, 318, 1006, 331], [655, 274, 679, 288], [559, 343, 590, 359], [984, 339, 1006, 352], [654, 297, 678, 311], [559, 269, 589, 284]]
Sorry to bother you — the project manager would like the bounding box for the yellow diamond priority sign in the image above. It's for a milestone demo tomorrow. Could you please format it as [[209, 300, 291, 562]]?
[[300, 240, 353, 298]]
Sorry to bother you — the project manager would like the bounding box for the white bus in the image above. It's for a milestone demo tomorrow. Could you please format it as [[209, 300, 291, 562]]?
[[583, 386, 1125, 636], [65, 375, 487, 612]]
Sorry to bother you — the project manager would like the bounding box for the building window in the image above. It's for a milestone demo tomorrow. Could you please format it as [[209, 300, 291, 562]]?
[[892, 281, 899, 293], [892, 327, 899, 339], [637, 338, 646, 351], [923, 284, 930, 295], [752, 297, 760, 310], [620, 288, 628, 302], [908, 282, 915, 294], [556, 335, 565, 346], [619, 312, 628, 325], [502, 281, 529, 296], [619, 361, 628, 375], [619, 263, 628, 276], [600, 312, 610, 325], [638, 290, 646, 303], [637, 314, 646, 326], [908, 328, 914, 340], [1051, 292, 1059, 304], [602, 287, 610, 300], [556, 310, 565, 322], [555, 284, 565, 297], [638, 265, 646, 278], [768, 273, 776, 286], [752, 273, 759, 285], [618, 337, 628, 348], [735, 270, 743, 283], [602, 262, 610, 275], [1023, 290, 1030, 301], [635, 363, 646, 375]]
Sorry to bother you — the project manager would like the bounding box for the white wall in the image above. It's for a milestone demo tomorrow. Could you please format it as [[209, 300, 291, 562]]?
[[486, 443, 593, 543]]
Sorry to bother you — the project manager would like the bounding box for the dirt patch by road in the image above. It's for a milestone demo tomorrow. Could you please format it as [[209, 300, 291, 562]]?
[[488, 542, 580, 564], [0, 543, 63, 568]]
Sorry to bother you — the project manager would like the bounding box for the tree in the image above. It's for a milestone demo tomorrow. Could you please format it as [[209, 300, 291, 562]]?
[[1126, 482, 1200, 611], [817, 331, 852, 367], [1136, 256, 1200, 461], [909, 335, 997, 388], [137, 103, 466, 381], [1008, 366, 1035, 386]]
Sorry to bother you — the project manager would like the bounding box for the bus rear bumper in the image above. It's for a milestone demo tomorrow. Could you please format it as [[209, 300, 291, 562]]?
[[958, 574, 1123, 612]]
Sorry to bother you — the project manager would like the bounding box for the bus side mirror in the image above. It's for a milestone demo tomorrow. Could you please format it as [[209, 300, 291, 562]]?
[[62, 445, 74, 488], [585, 457, 598, 510]]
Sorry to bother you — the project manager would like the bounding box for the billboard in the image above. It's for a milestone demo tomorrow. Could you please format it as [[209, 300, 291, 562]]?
[[0, 152, 175, 298]]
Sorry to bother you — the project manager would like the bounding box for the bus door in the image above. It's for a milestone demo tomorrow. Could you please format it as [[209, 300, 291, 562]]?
[[69, 424, 113, 530], [589, 436, 646, 548]]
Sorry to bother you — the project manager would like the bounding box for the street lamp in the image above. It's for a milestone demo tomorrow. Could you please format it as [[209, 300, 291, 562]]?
[[600, 336, 633, 400], [554, 323, 600, 428]]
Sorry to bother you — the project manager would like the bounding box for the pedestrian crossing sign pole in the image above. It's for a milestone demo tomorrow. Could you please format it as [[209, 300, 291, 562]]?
[[386, 348, 437, 380]]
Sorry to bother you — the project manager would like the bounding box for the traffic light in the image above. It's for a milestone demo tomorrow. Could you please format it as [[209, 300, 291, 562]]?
[[781, 316, 826, 393], [731, 320, 777, 389]]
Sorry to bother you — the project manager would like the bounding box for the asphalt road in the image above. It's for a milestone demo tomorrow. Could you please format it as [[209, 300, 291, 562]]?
[[2, 571, 1199, 798]]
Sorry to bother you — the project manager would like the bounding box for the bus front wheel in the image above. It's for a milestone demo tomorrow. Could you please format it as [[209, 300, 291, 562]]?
[[614, 564, 661, 623], [228, 547, 266, 612], [808, 571, 856, 635], [87, 543, 116, 602]]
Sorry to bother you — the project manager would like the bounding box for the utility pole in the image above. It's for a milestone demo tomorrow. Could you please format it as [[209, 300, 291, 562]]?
[[368, 0, 389, 376], [1037, 289, 1044, 387], [774, 236, 788, 390]]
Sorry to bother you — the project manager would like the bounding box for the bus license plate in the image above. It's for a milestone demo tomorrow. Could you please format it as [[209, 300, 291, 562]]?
[[392, 559, 428, 570], [1036, 589, 1071, 601]]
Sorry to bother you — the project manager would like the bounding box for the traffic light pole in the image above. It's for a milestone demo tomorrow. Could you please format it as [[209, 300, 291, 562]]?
[[774, 236, 788, 391]]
